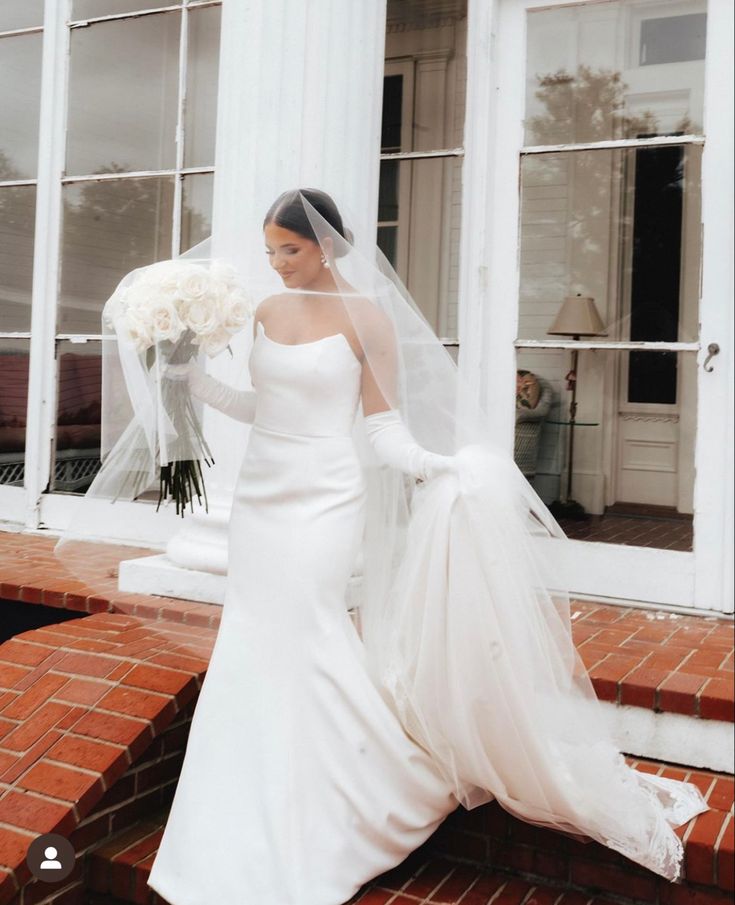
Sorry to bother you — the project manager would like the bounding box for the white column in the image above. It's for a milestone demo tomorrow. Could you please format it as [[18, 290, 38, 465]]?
[[121, 0, 387, 601]]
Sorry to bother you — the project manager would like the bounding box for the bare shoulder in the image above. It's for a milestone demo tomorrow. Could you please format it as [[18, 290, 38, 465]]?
[[253, 294, 289, 336], [348, 297, 396, 350], [254, 293, 290, 320]]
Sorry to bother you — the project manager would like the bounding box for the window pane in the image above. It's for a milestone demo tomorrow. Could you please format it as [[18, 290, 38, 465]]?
[[378, 160, 398, 222], [517, 146, 702, 345], [640, 13, 707, 65], [377, 226, 397, 268], [0, 1, 43, 31], [514, 348, 695, 552], [525, 1, 707, 145], [181, 172, 213, 251], [72, 1, 179, 18], [184, 4, 222, 168], [0, 339, 29, 487], [385, 0, 467, 153], [66, 13, 180, 176], [377, 157, 462, 339], [381, 75, 402, 151], [51, 341, 102, 495], [59, 177, 174, 333], [0, 32, 43, 178], [0, 185, 36, 332], [382, 0, 466, 340]]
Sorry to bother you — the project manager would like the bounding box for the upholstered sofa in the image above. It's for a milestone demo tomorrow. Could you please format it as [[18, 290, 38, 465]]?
[[0, 352, 101, 492]]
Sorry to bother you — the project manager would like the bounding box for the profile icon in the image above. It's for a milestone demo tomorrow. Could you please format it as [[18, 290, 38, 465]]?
[[40, 846, 62, 870], [27, 834, 75, 882]]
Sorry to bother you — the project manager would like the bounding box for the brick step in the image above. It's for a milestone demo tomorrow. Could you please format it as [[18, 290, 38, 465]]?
[[427, 757, 734, 904], [85, 756, 733, 905], [1, 531, 732, 739], [87, 814, 168, 905]]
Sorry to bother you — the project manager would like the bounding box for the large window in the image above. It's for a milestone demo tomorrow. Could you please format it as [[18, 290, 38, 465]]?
[[380, 0, 467, 350], [0, 1, 222, 508], [0, 5, 43, 489], [514, 0, 706, 551]]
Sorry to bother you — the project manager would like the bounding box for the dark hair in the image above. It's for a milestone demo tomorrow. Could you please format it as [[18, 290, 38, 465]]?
[[263, 188, 353, 255]]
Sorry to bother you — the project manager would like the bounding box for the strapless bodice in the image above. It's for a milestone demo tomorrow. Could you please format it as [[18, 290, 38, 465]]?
[[248, 320, 362, 437]]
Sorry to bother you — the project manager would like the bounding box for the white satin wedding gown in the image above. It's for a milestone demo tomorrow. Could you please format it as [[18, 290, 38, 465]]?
[[147, 321, 459, 905]]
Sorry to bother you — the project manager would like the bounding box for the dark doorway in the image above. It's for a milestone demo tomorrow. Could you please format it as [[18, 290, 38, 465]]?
[[627, 144, 684, 404]]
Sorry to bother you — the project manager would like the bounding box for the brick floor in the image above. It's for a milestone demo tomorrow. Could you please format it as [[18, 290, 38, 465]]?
[[1, 531, 733, 723], [558, 513, 693, 551], [1, 530, 733, 905], [0, 532, 220, 630]]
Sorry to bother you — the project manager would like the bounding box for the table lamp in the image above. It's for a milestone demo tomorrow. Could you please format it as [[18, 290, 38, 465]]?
[[547, 293, 607, 520]]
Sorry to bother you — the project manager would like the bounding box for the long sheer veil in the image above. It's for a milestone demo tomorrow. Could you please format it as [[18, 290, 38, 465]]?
[[291, 191, 709, 882], [55, 188, 708, 883]]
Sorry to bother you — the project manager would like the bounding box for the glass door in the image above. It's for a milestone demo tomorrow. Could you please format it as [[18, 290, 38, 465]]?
[[488, 0, 732, 612]]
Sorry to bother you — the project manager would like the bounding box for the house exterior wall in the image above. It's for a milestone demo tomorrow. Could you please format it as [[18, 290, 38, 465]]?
[[0, 0, 732, 614]]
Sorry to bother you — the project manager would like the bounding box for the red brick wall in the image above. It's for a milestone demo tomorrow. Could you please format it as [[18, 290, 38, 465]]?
[[0, 610, 214, 905]]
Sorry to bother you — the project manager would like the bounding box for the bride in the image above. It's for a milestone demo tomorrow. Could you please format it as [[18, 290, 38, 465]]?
[[65, 188, 709, 904]]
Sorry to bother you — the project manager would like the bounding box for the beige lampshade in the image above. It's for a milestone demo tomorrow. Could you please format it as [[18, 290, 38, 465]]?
[[547, 294, 607, 337]]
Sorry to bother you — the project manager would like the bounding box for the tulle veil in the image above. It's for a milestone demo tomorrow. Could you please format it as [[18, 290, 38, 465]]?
[[294, 193, 709, 883], [55, 188, 709, 883]]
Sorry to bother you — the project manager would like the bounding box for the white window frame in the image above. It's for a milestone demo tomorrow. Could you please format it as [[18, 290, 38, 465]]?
[[0, 0, 220, 543], [459, 0, 733, 613], [381, 48, 465, 348]]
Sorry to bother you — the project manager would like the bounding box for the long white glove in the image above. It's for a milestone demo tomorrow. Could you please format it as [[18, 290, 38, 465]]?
[[166, 361, 257, 424], [363, 409, 456, 482]]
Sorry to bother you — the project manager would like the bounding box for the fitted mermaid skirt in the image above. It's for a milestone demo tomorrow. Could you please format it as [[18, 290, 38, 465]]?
[[148, 323, 709, 903], [147, 326, 459, 905]]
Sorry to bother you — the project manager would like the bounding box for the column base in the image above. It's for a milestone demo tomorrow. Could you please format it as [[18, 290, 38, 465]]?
[[118, 553, 363, 611], [118, 554, 226, 605]]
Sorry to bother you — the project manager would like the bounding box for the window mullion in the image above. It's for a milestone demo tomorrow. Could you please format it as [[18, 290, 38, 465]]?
[[514, 340, 700, 352], [0, 25, 44, 39], [380, 147, 464, 161], [171, 3, 189, 258], [69, 6, 183, 29], [23, 0, 70, 529], [0, 179, 38, 189], [521, 135, 705, 156], [60, 165, 213, 184]]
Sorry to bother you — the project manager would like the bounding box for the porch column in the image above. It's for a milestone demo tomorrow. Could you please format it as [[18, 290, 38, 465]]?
[[120, 0, 387, 601]]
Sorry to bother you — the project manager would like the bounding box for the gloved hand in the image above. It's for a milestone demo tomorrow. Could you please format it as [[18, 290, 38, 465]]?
[[164, 360, 257, 424], [363, 408, 456, 482]]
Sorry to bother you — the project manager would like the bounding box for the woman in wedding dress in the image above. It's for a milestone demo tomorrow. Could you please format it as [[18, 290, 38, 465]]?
[[146, 190, 461, 905], [136, 188, 708, 905]]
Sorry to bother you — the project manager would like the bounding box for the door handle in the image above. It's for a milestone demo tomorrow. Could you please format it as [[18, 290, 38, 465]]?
[[703, 343, 720, 372]]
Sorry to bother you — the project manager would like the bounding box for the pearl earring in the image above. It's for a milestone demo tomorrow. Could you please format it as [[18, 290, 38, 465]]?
[[320, 254, 330, 269]]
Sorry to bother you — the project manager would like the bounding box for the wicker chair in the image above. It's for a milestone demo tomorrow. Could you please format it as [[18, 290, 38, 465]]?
[[514, 373, 554, 479]]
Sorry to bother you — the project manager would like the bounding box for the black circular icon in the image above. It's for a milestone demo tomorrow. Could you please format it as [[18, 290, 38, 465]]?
[[26, 833, 75, 883]]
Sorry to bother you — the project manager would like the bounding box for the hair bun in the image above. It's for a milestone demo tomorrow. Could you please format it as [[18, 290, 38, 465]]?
[[343, 227, 354, 245]]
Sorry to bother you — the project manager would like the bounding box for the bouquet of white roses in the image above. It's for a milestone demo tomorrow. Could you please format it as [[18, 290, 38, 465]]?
[[103, 259, 254, 516]]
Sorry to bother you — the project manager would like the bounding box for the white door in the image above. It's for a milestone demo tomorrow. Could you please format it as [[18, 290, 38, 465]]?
[[460, 0, 733, 613]]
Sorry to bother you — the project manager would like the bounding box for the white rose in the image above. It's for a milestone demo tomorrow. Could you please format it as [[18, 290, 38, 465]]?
[[200, 327, 232, 358], [177, 267, 211, 304], [178, 295, 221, 336], [124, 307, 154, 353], [221, 289, 254, 333], [122, 281, 150, 311], [150, 300, 185, 344], [140, 260, 185, 296]]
